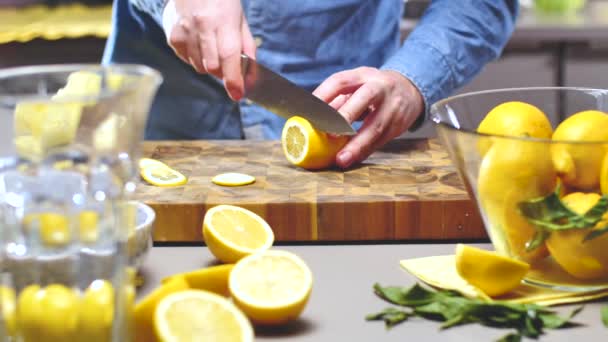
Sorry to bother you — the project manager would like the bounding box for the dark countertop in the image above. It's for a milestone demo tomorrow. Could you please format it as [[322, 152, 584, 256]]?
[[139, 243, 608, 341]]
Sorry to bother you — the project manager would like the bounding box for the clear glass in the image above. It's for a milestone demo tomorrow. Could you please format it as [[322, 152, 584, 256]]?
[[431, 87, 608, 292], [0, 64, 161, 341]]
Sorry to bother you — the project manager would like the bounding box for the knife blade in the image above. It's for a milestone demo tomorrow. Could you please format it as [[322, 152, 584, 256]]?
[[240, 54, 356, 135]]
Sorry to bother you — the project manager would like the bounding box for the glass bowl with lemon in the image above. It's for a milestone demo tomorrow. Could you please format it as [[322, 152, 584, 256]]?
[[431, 87, 608, 292]]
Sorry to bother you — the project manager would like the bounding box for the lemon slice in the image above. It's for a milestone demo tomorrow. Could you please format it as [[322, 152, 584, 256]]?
[[281, 116, 349, 170], [140, 165, 187, 187], [229, 250, 313, 325], [212, 172, 256, 187], [155, 290, 254, 342], [455, 244, 530, 297], [134, 277, 189, 342], [139, 158, 169, 170], [202, 205, 274, 263], [161, 264, 234, 296]]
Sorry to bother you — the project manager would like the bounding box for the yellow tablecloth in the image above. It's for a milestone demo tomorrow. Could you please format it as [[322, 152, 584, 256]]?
[[0, 4, 112, 44]]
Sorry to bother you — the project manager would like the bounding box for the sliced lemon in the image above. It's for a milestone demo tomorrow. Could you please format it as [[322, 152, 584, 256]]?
[[134, 277, 189, 342], [139, 158, 169, 170], [229, 250, 313, 325], [455, 244, 530, 297], [161, 264, 235, 296], [202, 205, 274, 263], [154, 290, 254, 342], [140, 165, 187, 187], [212, 172, 256, 187], [281, 116, 349, 170]]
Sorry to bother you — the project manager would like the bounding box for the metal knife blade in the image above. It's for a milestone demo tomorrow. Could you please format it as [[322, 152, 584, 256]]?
[[240, 54, 356, 135]]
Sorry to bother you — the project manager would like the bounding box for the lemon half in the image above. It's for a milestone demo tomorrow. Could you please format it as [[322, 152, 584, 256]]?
[[154, 290, 254, 342], [229, 250, 313, 325], [202, 205, 274, 263]]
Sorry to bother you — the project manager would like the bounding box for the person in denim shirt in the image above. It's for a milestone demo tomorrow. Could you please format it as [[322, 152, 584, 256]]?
[[103, 0, 518, 169]]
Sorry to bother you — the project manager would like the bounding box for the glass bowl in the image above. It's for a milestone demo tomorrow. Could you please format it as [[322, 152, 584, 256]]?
[[431, 87, 608, 292]]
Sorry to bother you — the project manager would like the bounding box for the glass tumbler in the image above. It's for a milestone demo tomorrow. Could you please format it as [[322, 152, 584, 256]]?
[[0, 64, 161, 341]]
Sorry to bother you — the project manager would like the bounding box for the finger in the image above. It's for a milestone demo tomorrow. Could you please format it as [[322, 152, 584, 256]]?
[[336, 82, 383, 124], [313, 70, 365, 104], [199, 30, 220, 76], [336, 105, 392, 169], [241, 16, 257, 59], [183, 20, 204, 73], [217, 25, 244, 100], [328, 94, 350, 110], [168, 21, 190, 64]]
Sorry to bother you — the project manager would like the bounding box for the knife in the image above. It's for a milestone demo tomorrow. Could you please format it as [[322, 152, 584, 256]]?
[[240, 54, 356, 135]]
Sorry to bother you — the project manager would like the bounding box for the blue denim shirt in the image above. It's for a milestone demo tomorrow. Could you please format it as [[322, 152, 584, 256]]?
[[103, 0, 518, 140]]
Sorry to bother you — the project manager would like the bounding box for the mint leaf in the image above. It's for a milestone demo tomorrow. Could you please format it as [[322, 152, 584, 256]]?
[[602, 305, 608, 327], [368, 283, 582, 341], [365, 307, 413, 328]]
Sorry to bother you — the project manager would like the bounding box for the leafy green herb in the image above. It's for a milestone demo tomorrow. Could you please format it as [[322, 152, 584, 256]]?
[[517, 185, 608, 247], [367, 283, 583, 341], [602, 305, 608, 327]]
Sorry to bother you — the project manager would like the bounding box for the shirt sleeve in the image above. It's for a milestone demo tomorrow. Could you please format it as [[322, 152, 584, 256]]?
[[381, 0, 519, 131]]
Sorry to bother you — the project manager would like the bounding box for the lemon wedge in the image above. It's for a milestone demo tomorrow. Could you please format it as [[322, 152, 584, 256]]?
[[281, 116, 349, 170], [154, 290, 254, 342], [140, 165, 187, 187], [202, 205, 274, 263], [455, 244, 530, 297], [212, 172, 256, 187], [229, 250, 313, 325], [161, 264, 235, 296]]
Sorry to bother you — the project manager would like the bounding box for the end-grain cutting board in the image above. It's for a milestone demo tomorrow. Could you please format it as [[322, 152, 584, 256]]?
[[134, 139, 486, 242]]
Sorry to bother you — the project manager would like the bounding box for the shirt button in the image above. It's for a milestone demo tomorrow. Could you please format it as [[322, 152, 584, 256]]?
[[254, 36, 263, 47]]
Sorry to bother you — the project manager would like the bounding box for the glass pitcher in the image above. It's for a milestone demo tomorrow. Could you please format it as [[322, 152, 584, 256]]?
[[0, 64, 162, 341]]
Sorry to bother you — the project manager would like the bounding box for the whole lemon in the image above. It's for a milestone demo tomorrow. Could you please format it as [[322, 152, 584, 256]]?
[[552, 110, 608, 190], [478, 140, 557, 264], [546, 192, 608, 280], [600, 151, 608, 195], [476, 101, 553, 156]]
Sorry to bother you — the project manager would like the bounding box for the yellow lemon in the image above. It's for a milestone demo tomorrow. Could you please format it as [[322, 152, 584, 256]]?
[[161, 264, 235, 296], [477, 140, 556, 263], [38, 284, 80, 341], [546, 192, 608, 280], [476, 101, 553, 156], [134, 276, 189, 342], [455, 244, 530, 297], [229, 250, 313, 325], [281, 116, 349, 170], [552, 110, 608, 190], [202, 205, 274, 264], [79, 210, 99, 243], [212, 172, 256, 187], [23, 212, 72, 247], [140, 165, 187, 187], [17, 284, 43, 342], [154, 290, 254, 342], [79, 280, 115, 342], [600, 152, 608, 195], [0, 286, 17, 337]]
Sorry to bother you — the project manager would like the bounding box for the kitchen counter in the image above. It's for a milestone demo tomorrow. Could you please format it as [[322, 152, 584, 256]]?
[[138, 243, 608, 341]]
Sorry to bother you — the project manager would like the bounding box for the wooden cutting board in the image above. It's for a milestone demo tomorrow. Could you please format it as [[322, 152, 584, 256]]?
[[134, 139, 486, 242]]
